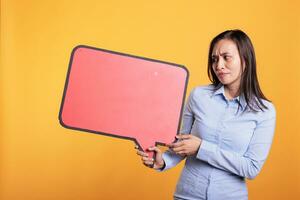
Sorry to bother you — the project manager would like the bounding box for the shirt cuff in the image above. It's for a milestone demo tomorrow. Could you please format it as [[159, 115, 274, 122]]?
[[156, 152, 172, 172], [197, 139, 218, 162], [156, 151, 184, 172]]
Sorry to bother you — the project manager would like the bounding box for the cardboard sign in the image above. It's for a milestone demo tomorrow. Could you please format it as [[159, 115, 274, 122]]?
[[59, 45, 189, 158]]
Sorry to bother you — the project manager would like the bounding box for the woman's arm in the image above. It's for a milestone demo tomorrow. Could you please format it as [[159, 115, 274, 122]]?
[[197, 106, 276, 179]]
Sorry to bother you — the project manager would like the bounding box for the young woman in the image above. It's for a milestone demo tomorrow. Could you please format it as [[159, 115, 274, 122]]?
[[136, 29, 276, 200]]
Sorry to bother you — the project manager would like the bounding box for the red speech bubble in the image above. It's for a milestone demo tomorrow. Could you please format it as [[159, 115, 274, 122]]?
[[59, 45, 189, 158]]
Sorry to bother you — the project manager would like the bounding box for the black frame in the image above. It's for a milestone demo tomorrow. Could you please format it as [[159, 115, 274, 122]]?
[[58, 45, 189, 154]]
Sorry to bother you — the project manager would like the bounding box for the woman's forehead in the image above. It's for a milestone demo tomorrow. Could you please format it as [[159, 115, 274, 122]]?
[[212, 39, 238, 55]]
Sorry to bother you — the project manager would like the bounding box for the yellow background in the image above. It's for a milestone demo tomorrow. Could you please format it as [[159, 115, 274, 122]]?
[[1, 0, 299, 199]]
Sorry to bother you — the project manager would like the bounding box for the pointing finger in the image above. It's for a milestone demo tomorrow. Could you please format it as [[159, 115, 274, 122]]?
[[148, 146, 161, 153], [169, 141, 184, 148], [176, 134, 191, 140], [137, 150, 148, 157]]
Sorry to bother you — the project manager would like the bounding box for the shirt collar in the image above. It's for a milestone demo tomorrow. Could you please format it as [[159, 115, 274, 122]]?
[[237, 94, 247, 111], [211, 83, 224, 96], [211, 83, 247, 111]]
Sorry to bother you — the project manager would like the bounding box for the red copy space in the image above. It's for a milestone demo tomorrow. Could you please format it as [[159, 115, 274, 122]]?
[[59, 45, 189, 158]]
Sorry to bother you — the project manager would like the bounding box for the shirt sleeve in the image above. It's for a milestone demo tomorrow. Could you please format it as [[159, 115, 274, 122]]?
[[197, 104, 276, 179], [158, 88, 196, 171]]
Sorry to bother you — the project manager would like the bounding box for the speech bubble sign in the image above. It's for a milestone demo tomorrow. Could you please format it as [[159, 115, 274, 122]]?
[[59, 45, 189, 158]]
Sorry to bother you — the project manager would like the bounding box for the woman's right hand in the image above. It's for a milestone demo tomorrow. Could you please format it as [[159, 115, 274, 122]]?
[[135, 145, 165, 170]]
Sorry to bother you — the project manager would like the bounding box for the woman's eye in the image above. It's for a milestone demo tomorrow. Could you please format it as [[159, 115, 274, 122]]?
[[224, 56, 231, 61]]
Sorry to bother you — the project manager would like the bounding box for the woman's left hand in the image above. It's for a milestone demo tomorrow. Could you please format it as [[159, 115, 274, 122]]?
[[167, 134, 202, 157]]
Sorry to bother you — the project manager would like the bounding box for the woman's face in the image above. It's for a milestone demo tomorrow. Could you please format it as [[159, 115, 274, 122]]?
[[211, 39, 243, 89]]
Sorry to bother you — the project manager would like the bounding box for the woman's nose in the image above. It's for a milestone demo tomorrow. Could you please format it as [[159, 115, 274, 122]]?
[[216, 58, 225, 70]]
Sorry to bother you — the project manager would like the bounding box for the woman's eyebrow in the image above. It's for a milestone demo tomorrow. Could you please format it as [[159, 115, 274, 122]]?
[[211, 52, 231, 57]]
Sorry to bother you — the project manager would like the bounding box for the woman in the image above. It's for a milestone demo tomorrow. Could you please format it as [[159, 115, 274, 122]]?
[[136, 29, 276, 200]]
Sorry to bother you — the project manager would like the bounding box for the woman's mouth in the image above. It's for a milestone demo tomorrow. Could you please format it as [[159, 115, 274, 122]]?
[[217, 72, 229, 78]]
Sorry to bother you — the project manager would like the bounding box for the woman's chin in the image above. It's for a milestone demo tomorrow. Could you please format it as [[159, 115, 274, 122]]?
[[218, 79, 228, 85]]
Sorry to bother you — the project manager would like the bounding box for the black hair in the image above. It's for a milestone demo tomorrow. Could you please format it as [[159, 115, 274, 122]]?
[[207, 29, 270, 112]]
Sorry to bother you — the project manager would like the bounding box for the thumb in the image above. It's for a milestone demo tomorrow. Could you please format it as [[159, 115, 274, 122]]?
[[148, 146, 163, 160], [148, 146, 164, 169], [148, 146, 161, 153]]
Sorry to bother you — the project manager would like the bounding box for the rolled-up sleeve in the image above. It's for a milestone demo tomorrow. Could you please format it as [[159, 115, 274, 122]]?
[[159, 89, 195, 171], [197, 105, 276, 179]]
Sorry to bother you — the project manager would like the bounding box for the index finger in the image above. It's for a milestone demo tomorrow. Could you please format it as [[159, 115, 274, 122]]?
[[167, 141, 184, 148], [136, 150, 149, 157], [176, 134, 191, 140]]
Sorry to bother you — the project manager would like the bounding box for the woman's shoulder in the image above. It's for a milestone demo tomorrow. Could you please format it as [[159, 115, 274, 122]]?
[[190, 84, 215, 96], [249, 98, 276, 120], [260, 99, 276, 116], [185, 84, 215, 107]]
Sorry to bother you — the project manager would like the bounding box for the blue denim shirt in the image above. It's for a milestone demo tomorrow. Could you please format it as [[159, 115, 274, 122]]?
[[161, 84, 276, 200]]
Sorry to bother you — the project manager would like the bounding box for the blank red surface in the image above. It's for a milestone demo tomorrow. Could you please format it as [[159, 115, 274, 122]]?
[[59, 46, 188, 155]]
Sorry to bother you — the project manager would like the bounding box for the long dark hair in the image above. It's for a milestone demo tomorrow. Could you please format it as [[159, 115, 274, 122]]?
[[207, 29, 270, 112]]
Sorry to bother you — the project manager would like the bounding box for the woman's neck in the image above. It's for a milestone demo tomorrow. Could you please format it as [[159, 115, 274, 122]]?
[[224, 84, 240, 100]]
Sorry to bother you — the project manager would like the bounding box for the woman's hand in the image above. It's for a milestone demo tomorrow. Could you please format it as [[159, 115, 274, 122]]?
[[135, 146, 165, 170], [168, 134, 202, 157]]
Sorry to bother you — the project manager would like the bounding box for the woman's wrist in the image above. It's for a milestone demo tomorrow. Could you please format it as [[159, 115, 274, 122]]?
[[156, 160, 165, 170], [160, 160, 166, 170]]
